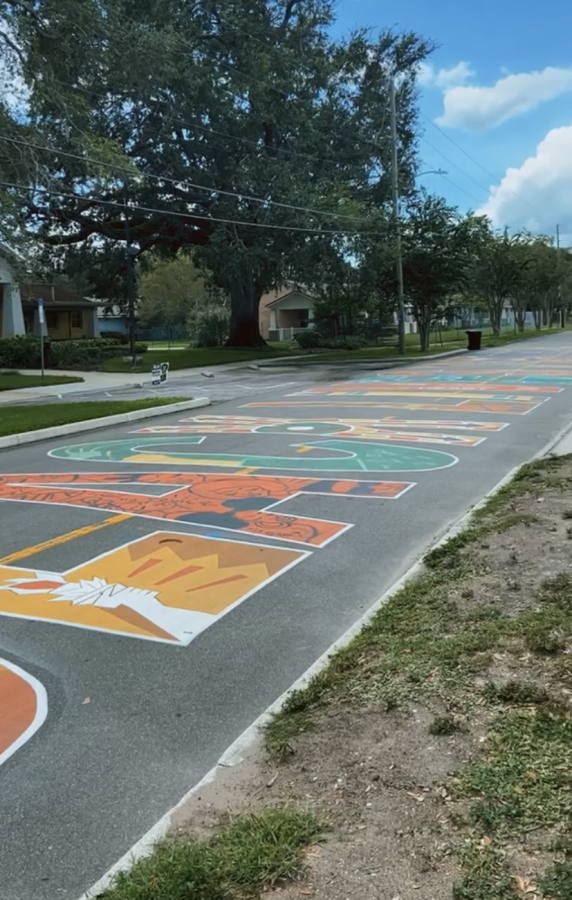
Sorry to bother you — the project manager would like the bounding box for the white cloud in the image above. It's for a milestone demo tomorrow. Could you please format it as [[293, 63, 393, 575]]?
[[477, 126, 572, 234], [418, 61, 474, 89], [437, 67, 572, 131]]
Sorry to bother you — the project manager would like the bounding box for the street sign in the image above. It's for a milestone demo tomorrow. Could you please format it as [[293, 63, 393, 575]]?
[[38, 299, 45, 326], [152, 362, 169, 386]]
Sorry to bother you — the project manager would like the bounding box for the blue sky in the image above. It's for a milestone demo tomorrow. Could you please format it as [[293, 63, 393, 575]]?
[[335, 0, 572, 243]]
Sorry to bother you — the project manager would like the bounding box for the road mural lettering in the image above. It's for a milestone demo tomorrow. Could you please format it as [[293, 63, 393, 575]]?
[[0, 659, 47, 767], [0, 532, 307, 645], [245, 399, 541, 415], [0, 473, 413, 546], [49, 436, 458, 471], [134, 416, 484, 447], [137, 415, 507, 434]]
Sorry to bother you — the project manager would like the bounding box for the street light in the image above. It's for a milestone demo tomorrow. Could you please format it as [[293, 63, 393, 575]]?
[[418, 168, 448, 177]]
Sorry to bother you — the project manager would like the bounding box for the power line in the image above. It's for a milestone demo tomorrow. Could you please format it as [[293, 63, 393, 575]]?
[[419, 134, 492, 197], [419, 111, 544, 220], [0, 134, 367, 224], [0, 179, 366, 237]]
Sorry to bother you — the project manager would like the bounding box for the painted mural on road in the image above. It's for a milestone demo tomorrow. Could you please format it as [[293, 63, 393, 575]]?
[[0, 532, 306, 645], [49, 435, 458, 471], [245, 399, 541, 414], [0, 472, 413, 546], [135, 415, 486, 446], [0, 659, 47, 767]]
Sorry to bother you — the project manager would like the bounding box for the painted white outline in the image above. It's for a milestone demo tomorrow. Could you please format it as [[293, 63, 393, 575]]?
[[242, 397, 549, 415], [0, 658, 48, 767], [48, 436, 459, 474], [130, 415, 488, 446], [0, 531, 311, 647], [0, 472, 414, 549]]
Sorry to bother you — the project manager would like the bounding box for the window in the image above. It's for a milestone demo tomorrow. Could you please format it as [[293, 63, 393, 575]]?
[[46, 311, 58, 330], [70, 311, 83, 329]]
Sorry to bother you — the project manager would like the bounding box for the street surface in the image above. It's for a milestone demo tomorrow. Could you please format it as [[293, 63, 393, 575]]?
[[2, 334, 572, 900]]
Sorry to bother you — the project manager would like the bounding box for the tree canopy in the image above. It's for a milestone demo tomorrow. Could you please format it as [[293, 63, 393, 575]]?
[[1, 0, 433, 344]]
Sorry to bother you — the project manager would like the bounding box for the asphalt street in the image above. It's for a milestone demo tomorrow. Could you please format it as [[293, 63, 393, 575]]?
[[2, 334, 572, 900]]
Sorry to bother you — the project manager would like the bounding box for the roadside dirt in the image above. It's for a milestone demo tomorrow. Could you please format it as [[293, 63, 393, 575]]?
[[172, 457, 572, 900]]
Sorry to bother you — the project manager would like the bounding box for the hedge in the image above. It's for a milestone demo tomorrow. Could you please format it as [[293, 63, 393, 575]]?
[[0, 336, 129, 370]]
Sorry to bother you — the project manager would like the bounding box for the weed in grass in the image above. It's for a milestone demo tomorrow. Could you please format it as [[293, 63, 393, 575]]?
[[97, 808, 323, 900], [457, 710, 572, 837], [539, 861, 572, 900], [524, 624, 566, 655], [453, 845, 519, 900], [429, 714, 464, 736], [539, 573, 572, 609], [424, 530, 482, 569], [483, 680, 552, 706], [494, 513, 539, 533]]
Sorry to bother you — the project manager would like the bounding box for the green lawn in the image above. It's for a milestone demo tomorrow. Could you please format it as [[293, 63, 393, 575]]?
[[101, 326, 569, 372], [0, 398, 187, 437], [0, 373, 84, 391], [102, 345, 301, 372]]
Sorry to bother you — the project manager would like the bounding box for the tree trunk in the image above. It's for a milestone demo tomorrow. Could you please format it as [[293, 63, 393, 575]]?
[[227, 273, 265, 347], [487, 297, 503, 336], [419, 318, 431, 352], [515, 305, 526, 332]]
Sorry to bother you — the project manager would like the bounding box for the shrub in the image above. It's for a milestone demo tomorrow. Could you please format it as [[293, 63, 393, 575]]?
[[0, 334, 42, 368], [295, 329, 323, 349], [188, 306, 229, 347], [50, 339, 121, 369], [135, 342, 148, 354]]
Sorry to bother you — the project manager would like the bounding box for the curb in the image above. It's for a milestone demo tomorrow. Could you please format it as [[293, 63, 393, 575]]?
[[0, 398, 211, 450], [76, 415, 572, 899]]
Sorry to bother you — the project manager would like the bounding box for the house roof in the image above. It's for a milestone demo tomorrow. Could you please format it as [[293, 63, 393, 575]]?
[[265, 289, 315, 310], [19, 284, 96, 309]]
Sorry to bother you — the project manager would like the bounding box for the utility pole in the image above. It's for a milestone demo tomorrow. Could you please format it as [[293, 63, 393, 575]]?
[[556, 224, 565, 327], [390, 77, 406, 355], [124, 180, 137, 364]]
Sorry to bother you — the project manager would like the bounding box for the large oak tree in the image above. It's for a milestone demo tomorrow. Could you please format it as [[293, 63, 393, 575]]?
[[1, 0, 433, 344]]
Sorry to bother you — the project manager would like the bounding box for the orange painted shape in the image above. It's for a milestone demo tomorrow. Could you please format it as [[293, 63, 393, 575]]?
[[0, 532, 308, 645], [0, 661, 47, 766]]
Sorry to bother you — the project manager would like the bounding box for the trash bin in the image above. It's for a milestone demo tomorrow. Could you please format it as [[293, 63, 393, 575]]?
[[465, 330, 482, 351]]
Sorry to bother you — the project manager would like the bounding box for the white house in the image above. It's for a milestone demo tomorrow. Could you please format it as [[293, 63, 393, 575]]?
[[0, 243, 26, 338], [0, 243, 100, 340]]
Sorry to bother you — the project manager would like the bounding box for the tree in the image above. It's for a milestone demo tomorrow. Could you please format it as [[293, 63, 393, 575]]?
[[517, 238, 562, 330], [2, 0, 434, 345], [471, 227, 526, 336], [399, 196, 477, 350], [358, 196, 476, 351], [138, 253, 218, 330]]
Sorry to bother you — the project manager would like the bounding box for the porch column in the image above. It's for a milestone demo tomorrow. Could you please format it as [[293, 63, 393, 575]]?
[[270, 309, 277, 330], [1, 284, 25, 336], [86, 308, 100, 337]]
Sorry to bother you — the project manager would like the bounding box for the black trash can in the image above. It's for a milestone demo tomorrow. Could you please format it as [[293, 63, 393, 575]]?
[[465, 330, 482, 351]]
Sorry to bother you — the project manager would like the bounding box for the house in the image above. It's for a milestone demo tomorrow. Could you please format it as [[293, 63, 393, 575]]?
[[20, 285, 100, 339], [259, 285, 316, 341], [0, 243, 99, 339]]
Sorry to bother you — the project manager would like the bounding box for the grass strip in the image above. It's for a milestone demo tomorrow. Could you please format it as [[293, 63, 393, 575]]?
[[264, 455, 572, 898], [96, 808, 322, 900], [0, 373, 83, 390], [0, 398, 188, 436]]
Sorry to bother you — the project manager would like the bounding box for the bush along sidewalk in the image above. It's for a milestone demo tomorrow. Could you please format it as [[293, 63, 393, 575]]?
[[263, 456, 572, 899]]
